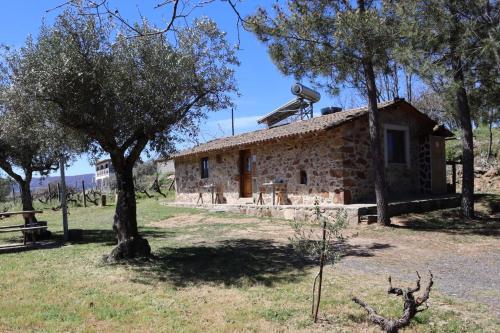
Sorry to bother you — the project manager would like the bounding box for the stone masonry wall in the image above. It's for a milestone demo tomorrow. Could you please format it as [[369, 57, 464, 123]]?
[[175, 129, 350, 205], [252, 130, 345, 205], [342, 105, 438, 202], [175, 104, 442, 204], [175, 150, 241, 203]]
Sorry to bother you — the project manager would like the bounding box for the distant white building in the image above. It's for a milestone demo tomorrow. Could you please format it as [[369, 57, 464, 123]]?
[[95, 159, 116, 191], [156, 158, 175, 175]]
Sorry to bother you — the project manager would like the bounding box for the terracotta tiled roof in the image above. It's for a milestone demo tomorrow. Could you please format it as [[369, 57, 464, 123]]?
[[174, 100, 446, 158]]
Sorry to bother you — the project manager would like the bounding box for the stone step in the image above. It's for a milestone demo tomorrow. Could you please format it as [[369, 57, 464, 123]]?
[[359, 214, 378, 224], [234, 198, 254, 205]]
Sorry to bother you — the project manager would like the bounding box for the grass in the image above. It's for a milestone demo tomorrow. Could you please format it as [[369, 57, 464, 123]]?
[[0, 196, 499, 332]]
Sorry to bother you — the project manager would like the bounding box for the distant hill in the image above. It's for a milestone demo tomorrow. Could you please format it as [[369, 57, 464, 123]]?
[[29, 174, 96, 191]]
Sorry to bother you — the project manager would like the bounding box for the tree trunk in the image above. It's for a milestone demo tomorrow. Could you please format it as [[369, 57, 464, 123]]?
[[19, 179, 34, 212], [363, 59, 391, 225], [487, 112, 493, 160], [107, 158, 150, 261], [19, 171, 38, 224], [358, 0, 390, 225], [454, 73, 475, 218], [450, 0, 474, 218]]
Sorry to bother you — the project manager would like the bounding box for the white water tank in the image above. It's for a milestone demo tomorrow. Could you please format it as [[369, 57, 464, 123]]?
[[291, 83, 321, 103]]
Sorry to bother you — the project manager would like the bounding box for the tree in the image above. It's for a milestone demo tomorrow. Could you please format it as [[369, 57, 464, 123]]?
[[0, 64, 69, 217], [413, 90, 458, 130], [396, 0, 499, 217], [133, 161, 158, 198], [246, 0, 398, 225], [0, 176, 12, 202], [290, 200, 347, 322], [20, 10, 238, 260]]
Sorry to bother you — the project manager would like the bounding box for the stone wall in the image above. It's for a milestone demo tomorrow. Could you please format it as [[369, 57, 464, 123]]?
[[341, 105, 439, 202], [419, 137, 432, 194], [174, 104, 444, 205], [174, 150, 241, 203], [175, 129, 349, 205], [251, 130, 346, 205]]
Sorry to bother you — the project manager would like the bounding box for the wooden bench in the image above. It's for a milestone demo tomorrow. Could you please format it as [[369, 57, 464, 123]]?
[[0, 210, 47, 245]]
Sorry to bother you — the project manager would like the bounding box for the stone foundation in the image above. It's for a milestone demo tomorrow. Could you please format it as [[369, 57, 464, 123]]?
[[164, 194, 460, 224]]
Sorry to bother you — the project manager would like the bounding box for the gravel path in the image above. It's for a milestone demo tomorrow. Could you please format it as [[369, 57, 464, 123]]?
[[337, 239, 500, 316]]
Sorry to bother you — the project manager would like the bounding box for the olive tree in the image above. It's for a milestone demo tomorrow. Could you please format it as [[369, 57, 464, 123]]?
[[0, 176, 12, 202], [0, 66, 68, 216], [20, 11, 238, 260]]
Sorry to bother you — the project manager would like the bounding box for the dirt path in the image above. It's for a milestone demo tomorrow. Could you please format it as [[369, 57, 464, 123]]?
[[336, 229, 500, 316]]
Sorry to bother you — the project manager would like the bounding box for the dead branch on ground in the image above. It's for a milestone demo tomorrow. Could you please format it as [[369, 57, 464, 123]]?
[[352, 271, 434, 333]]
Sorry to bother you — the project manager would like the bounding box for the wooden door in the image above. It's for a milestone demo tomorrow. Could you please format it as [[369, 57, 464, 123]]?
[[240, 150, 253, 197], [430, 136, 446, 194]]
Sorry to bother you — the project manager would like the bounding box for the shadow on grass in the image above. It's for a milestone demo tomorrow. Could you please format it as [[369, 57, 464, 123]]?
[[0, 241, 60, 254], [338, 242, 393, 258], [67, 227, 175, 246], [117, 238, 392, 288], [125, 239, 312, 287], [391, 194, 499, 237]]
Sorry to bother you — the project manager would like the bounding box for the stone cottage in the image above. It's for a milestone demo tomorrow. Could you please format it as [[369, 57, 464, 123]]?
[[173, 99, 453, 205]]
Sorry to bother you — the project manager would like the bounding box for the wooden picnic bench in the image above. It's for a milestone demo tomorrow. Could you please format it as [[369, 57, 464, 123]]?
[[0, 210, 47, 245]]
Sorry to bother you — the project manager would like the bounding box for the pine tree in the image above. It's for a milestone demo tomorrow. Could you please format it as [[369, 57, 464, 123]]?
[[247, 0, 399, 225], [396, 0, 499, 217]]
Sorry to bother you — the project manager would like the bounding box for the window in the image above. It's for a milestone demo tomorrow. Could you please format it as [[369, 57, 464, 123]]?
[[201, 157, 209, 178], [300, 170, 308, 185], [245, 156, 252, 172], [385, 125, 409, 166]]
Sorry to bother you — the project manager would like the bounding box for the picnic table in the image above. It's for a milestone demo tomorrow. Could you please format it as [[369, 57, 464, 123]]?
[[0, 210, 47, 245]]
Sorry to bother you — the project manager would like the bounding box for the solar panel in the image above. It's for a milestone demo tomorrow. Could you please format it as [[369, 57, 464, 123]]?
[[257, 98, 309, 127]]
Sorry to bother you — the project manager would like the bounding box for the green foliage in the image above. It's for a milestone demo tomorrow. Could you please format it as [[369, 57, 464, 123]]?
[[246, 0, 398, 95], [395, 0, 499, 125], [290, 198, 347, 264], [446, 139, 462, 161], [0, 41, 84, 211], [0, 176, 11, 202], [133, 161, 157, 191], [17, 9, 238, 162], [446, 126, 500, 162]]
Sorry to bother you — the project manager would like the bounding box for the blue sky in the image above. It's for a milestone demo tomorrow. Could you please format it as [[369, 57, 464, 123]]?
[[0, 0, 362, 176]]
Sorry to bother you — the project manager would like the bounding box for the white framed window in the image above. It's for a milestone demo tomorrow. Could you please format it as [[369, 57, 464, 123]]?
[[384, 124, 410, 167]]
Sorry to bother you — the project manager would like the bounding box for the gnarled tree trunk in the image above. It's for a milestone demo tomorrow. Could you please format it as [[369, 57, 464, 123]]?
[[19, 179, 34, 212], [19, 175, 38, 224], [107, 157, 150, 261]]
